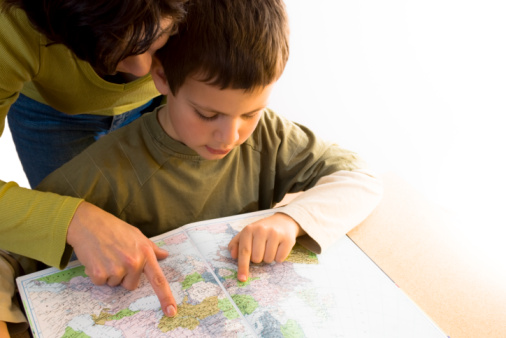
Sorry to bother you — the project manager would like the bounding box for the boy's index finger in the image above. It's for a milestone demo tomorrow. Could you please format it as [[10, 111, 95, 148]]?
[[237, 252, 250, 282], [143, 254, 177, 317], [236, 230, 253, 282]]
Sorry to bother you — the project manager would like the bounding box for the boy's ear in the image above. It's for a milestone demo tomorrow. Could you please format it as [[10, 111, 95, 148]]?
[[151, 56, 170, 95]]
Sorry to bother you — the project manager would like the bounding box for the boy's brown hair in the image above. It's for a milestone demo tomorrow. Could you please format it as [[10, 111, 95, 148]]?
[[157, 0, 290, 95], [1, 0, 188, 75]]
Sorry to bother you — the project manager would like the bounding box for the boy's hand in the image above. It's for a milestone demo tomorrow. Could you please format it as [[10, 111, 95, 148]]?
[[228, 212, 305, 282], [68, 202, 177, 317]]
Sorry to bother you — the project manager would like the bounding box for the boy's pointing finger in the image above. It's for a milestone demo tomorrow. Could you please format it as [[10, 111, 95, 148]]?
[[236, 231, 253, 283]]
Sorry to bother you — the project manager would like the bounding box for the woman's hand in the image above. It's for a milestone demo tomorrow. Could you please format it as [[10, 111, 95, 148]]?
[[228, 212, 305, 282], [67, 202, 177, 317]]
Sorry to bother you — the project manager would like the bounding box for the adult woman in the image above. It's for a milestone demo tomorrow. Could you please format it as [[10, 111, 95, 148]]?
[[0, 0, 187, 335]]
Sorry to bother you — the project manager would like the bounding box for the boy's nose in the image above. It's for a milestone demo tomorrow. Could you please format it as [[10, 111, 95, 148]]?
[[216, 119, 240, 145]]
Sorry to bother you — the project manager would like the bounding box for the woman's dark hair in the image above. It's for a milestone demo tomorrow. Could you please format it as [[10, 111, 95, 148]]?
[[157, 0, 290, 95], [1, 0, 188, 75]]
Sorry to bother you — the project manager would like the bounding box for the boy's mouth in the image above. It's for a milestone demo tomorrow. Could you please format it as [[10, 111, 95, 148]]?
[[205, 146, 232, 155]]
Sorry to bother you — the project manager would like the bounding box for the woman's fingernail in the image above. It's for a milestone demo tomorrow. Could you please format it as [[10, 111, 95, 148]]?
[[166, 305, 176, 317]]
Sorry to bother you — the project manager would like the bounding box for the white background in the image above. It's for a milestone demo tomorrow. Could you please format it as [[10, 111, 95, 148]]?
[[270, 0, 506, 258], [1, 0, 505, 256]]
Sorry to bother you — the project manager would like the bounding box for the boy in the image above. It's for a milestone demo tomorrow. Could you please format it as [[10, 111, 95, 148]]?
[[36, 0, 382, 319]]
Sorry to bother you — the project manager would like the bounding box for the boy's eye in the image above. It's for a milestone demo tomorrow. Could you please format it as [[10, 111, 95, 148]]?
[[243, 112, 259, 120], [194, 109, 218, 121]]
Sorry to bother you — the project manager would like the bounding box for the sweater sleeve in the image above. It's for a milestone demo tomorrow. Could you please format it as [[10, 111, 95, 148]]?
[[0, 181, 83, 268], [280, 169, 383, 254]]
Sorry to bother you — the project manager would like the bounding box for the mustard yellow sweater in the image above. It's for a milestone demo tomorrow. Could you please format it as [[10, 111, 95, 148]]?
[[0, 5, 160, 268]]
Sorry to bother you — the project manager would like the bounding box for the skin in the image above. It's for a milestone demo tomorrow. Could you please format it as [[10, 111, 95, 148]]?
[[67, 202, 177, 317], [114, 18, 174, 78], [0, 321, 8, 338], [228, 213, 306, 282], [151, 58, 307, 282]]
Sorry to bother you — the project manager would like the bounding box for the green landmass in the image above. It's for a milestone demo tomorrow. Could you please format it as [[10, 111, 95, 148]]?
[[61, 326, 90, 338], [222, 269, 259, 286], [158, 296, 220, 332], [281, 319, 305, 338], [222, 269, 237, 280], [182, 272, 205, 289], [37, 265, 87, 284], [92, 308, 138, 325], [218, 298, 240, 319], [285, 244, 318, 264], [231, 294, 258, 315]]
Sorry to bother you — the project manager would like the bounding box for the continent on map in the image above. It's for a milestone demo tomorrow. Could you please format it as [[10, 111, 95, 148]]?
[[285, 244, 318, 264]]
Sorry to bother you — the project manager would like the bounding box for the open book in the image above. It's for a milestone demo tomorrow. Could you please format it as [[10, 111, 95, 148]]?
[[17, 208, 447, 337]]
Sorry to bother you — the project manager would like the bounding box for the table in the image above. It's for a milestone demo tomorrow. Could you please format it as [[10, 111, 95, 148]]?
[[348, 172, 506, 338]]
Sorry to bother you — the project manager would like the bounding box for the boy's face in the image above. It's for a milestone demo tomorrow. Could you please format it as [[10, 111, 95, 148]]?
[[159, 77, 274, 160]]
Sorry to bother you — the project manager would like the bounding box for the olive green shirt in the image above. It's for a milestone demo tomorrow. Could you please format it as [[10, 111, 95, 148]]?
[[37, 107, 381, 251]]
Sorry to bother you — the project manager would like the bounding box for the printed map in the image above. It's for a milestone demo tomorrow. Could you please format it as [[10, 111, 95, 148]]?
[[17, 209, 447, 338]]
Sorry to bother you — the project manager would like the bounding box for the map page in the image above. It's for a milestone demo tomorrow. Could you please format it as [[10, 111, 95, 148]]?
[[17, 208, 447, 338]]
